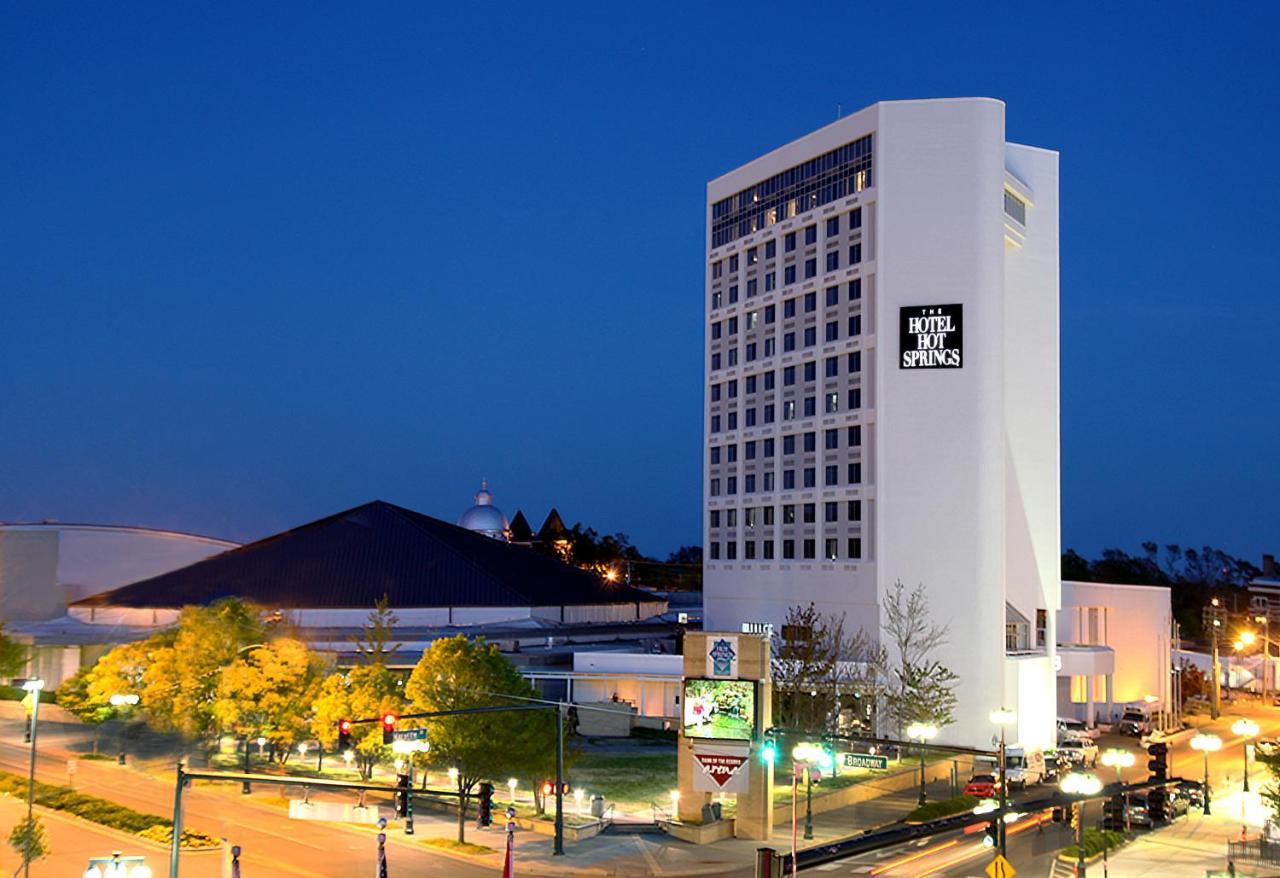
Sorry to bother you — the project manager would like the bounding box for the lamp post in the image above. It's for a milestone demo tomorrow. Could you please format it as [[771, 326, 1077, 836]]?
[[15, 678, 44, 878], [1190, 733, 1222, 815], [1061, 772, 1102, 877], [906, 723, 939, 807], [1209, 600, 1224, 719], [989, 708, 1016, 858], [792, 742, 821, 840], [507, 777, 518, 805], [1256, 615, 1271, 701], [1232, 718, 1260, 793], [1100, 749, 1135, 833]]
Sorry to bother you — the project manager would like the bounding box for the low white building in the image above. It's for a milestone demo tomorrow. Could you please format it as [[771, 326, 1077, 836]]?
[[1057, 580, 1173, 728]]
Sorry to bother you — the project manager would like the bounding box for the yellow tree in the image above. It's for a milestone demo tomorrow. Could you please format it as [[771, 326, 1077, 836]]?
[[311, 665, 404, 779], [213, 638, 329, 761]]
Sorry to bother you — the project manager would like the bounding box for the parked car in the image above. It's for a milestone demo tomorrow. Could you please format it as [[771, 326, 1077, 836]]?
[[1117, 708, 1153, 736], [1126, 789, 1188, 827], [963, 774, 1000, 798], [1057, 717, 1099, 743], [1173, 779, 1205, 810], [1057, 738, 1099, 768]]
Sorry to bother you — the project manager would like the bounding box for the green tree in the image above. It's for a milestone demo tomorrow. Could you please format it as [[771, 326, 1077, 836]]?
[[55, 668, 116, 754], [879, 581, 960, 734], [0, 624, 27, 678], [405, 635, 554, 843], [8, 815, 48, 871], [354, 595, 402, 666], [213, 638, 329, 761], [312, 665, 404, 779], [771, 603, 884, 735]]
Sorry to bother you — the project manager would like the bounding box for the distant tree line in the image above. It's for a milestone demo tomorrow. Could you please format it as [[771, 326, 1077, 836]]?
[[529, 523, 702, 591], [1062, 543, 1261, 640]]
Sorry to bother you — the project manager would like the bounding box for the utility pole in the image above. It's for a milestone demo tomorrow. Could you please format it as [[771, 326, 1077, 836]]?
[[1205, 598, 1224, 719], [1256, 614, 1271, 702]]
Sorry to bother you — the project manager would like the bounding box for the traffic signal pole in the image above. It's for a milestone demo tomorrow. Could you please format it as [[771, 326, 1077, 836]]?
[[555, 703, 565, 856]]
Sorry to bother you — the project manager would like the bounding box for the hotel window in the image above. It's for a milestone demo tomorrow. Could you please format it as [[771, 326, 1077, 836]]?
[[848, 462, 862, 483], [726, 443, 737, 462], [727, 379, 738, 398], [825, 392, 839, 413], [847, 500, 861, 521], [803, 503, 816, 523], [847, 537, 862, 559], [848, 315, 862, 336], [728, 316, 738, 335], [848, 351, 861, 372], [825, 539, 838, 561], [726, 476, 737, 495], [783, 435, 796, 454], [710, 478, 721, 496], [804, 258, 816, 279], [826, 321, 839, 342], [746, 375, 757, 394], [712, 261, 723, 279], [764, 338, 775, 356], [784, 265, 796, 285], [729, 254, 739, 272], [763, 506, 775, 525], [803, 432, 816, 452], [763, 541, 775, 559], [745, 541, 757, 559], [765, 240, 776, 259], [804, 292, 817, 312], [745, 408, 756, 427], [849, 279, 861, 300], [764, 305, 776, 323], [824, 501, 839, 522], [726, 509, 737, 526], [825, 428, 838, 450], [803, 361, 816, 382], [803, 467, 815, 488], [826, 217, 840, 236], [785, 232, 796, 252], [711, 415, 721, 433], [784, 332, 796, 352], [729, 285, 738, 304], [825, 251, 839, 272], [710, 542, 720, 560], [747, 247, 758, 265], [848, 388, 861, 409], [825, 357, 838, 378], [745, 440, 756, 459], [763, 471, 774, 490], [783, 470, 795, 489], [803, 397, 816, 417], [783, 539, 795, 559], [803, 539, 816, 559], [763, 404, 775, 423], [747, 278, 758, 297], [1004, 191, 1027, 224], [710, 509, 721, 527], [847, 425, 861, 446], [825, 465, 838, 485], [728, 348, 738, 366], [745, 474, 756, 492], [783, 504, 795, 523], [804, 327, 816, 347], [711, 384, 721, 402], [763, 370, 775, 390], [784, 366, 796, 386], [784, 298, 796, 318], [1036, 609, 1048, 647], [711, 353, 721, 370], [826, 286, 839, 307], [746, 343, 757, 362], [764, 438, 775, 457], [726, 541, 737, 560], [727, 412, 737, 429], [804, 225, 817, 245], [710, 446, 721, 464], [712, 291, 722, 309], [848, 243, 862, 265], [711, 322, 722, 340], [849, 207, 862, 229], [765, 272, 776, 291]]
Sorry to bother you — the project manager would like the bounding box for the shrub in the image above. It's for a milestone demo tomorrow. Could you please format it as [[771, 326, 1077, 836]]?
[[905, 794, 979, 822], [1063, 828, 1126, 859]]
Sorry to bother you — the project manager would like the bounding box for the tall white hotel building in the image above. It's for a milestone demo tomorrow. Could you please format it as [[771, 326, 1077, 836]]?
[[703, 98, 1060, 749]]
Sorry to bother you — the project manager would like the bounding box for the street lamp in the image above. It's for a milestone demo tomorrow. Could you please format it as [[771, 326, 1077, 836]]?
[[1101, 749, 1136, 833], [989, 708, 1016, 858], [14, 678, 44, 878], [1190, 733, 1222, 815], [1060, 772, 1102, 877], [1256, 615, 1272, 700], [507, 777, 518, 805], [906, 723, 939, 806], [792, 741, 826, 840], [82, 853, 151, 878], [1233, 718, 1260, 792]]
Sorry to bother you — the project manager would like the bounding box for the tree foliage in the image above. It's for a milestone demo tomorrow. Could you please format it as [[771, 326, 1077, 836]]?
[[8, 815, 48, 868], [311, 665, 404, 779], [405, 636, 556, 843], [771, 603, 883, 735], [0, 625, 27, 678], [353, 595, 401, 667], [212, 638, 329, 759], [879, 581, 959, 734]]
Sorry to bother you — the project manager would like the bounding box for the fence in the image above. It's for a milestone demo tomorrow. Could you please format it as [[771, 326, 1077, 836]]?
[[1227, 837, 1280, 865]]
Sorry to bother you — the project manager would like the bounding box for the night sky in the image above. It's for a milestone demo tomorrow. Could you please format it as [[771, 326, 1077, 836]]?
[[3, 3, 1277, 562]]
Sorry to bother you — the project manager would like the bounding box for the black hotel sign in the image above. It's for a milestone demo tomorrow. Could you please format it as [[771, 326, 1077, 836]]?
[[899, 304, 963, 369]]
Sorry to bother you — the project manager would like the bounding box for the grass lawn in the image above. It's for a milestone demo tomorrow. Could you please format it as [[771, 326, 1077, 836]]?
[[569, 746, 677, 806], [421, 837, 495, 856]]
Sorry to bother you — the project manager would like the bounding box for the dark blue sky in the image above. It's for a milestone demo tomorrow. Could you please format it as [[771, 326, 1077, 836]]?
[[3, 3, 1277, 562]]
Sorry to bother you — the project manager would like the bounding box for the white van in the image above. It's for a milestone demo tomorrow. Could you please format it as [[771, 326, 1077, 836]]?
[[1057, 717, 1098, 743], [1004, 747, 1046, 788]]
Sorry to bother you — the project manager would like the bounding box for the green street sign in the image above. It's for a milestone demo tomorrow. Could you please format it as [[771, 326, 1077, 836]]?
[[392, 727, 429, 742], [843, 752, 889, 770]]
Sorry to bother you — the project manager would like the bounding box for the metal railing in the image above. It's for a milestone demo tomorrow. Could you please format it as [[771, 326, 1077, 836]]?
[[1228, 837, 1280, 865]]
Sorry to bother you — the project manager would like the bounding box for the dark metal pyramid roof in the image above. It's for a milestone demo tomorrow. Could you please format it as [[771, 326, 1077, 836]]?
[[71, 501, 654, 610]]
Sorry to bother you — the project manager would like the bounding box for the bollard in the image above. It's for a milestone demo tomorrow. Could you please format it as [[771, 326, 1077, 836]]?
[[755, 846, 780, 878], [230, 844, 241, 878], [376, 817, 389, 878]]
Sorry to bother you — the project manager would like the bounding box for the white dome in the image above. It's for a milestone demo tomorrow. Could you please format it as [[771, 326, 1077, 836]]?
[[458, 480, 509, 540]]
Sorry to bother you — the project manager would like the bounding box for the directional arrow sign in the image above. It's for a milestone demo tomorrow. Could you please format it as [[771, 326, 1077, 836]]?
[[985, 854, 1015, 878], [843, 753, 889, 770]]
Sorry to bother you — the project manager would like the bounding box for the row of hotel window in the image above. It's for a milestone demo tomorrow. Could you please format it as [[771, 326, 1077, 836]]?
[[711, 317, 862, 370], [711, 248, 862, 309], [711, 210, 862, 278], [710, 390, 862, 432], [712, 354, 861, 401], [711, 500, 861, 527], [709, 537, 863, 561], [709, 463, 863, 495], [711, 427, 862, 464], [712, 281, 862, 336]]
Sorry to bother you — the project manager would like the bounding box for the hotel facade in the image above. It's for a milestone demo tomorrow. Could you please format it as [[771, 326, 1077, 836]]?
[[702, 98, 1060, 749]]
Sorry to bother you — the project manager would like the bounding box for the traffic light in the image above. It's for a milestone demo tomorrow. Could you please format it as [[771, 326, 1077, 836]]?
[[478, 781, 494, 827], [1102, 794, 1126, 830], [337, 718, 353, 750], [983, 820, 998, 848], [1147, 742, 1169, 780], [395, 772, 411, 817], [1070, 803, 1080, 831], [382, 713, 397, 745], [1147, 787, 1168, 823], [540, 780, 571, 797], [760, 731, 779, 765]]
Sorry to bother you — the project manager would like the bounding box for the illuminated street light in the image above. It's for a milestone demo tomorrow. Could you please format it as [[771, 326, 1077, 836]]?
[[342, 749, 355, 766], [1191, 733, 1222, 815], [1233, 718, 1261, 792], [1060, 772, 1102, 876], [988, 708, 1015, 858], [1239, 631, 1257, 647], [906, 723, 939, 807], [1100, 748, 1135, 781], [507, 777, 518, 804]]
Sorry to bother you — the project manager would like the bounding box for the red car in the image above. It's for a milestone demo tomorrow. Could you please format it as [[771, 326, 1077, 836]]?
[[963, 774, 1000, 798]]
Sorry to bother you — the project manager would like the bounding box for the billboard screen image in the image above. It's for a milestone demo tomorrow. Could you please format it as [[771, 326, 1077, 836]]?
[[682, 678, 756, 741]]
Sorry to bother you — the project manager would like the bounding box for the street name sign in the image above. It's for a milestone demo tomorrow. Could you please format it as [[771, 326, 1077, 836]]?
[[392, 727, 429, 743], [843, 753, 889, 770]]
